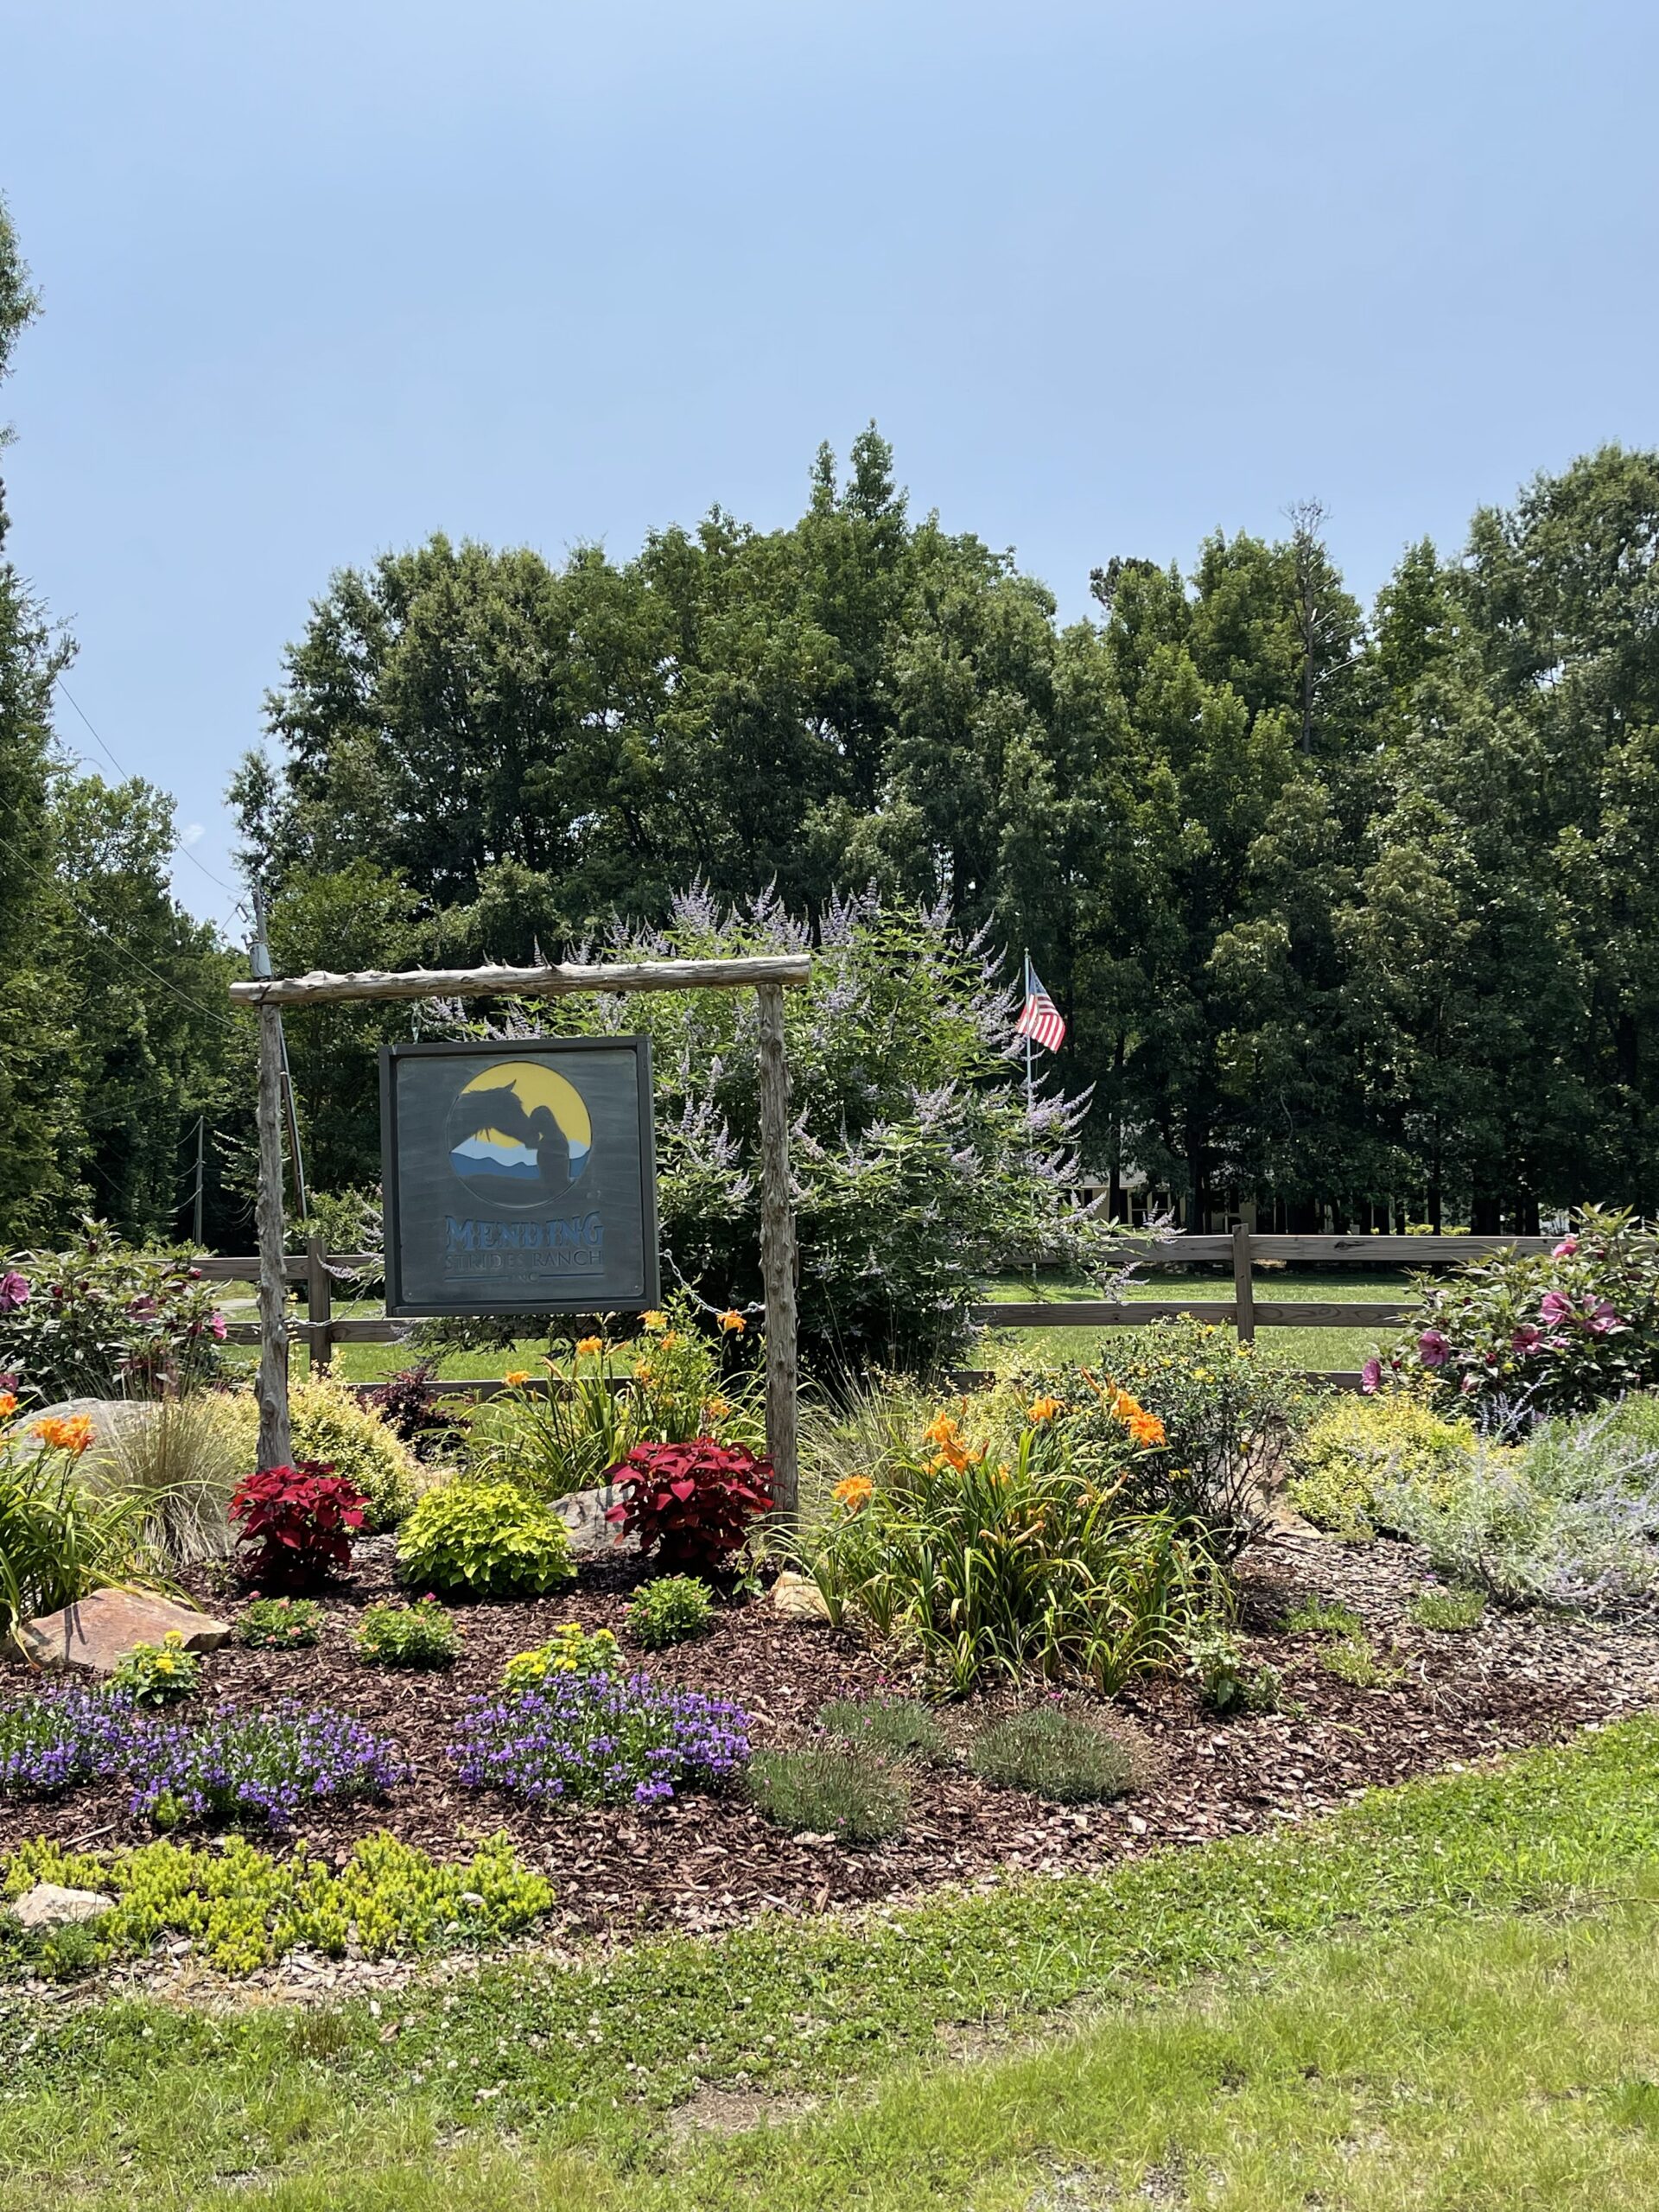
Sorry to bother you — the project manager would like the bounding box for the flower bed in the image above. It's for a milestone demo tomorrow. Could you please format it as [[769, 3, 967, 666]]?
[[451, 1673, 751, 1808]]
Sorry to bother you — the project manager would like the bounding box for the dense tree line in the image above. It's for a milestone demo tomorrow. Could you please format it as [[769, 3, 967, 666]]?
[[0, 202, 245, 1251], [4, 182, 1656, 1252], [238, 433, 1659, 1234]]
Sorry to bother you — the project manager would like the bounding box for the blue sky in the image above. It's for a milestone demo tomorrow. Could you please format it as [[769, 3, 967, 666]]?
[[5, 0, 1656, 930]]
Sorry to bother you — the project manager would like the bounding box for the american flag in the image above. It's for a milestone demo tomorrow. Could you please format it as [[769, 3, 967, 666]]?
[[1015, 956, 1066, 1052]]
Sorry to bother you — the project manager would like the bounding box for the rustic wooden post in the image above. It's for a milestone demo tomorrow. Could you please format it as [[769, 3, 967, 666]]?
[[305, 1236, 334, 1375], [754, 981, 799, 1521], [254, 1001, 292, 1469], [1232, 1217, 1256, 1346]]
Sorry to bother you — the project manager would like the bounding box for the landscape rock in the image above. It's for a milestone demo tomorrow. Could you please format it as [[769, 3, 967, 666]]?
[[9, 1882, 115, 1931], [769, 1570, 831, 1623], [553, 1481, 638, 1557], [7, 1586, 230, 1673]]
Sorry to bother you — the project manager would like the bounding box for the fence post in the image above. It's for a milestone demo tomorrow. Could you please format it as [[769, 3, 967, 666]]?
[[306, 1237, 334, 1375], [1232, 1219, 1255, 1345]]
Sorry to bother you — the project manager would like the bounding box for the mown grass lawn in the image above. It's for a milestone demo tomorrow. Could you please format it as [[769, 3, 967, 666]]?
[[977, 1266, 1416, 1374], [6, 1719, 1659, 2209]]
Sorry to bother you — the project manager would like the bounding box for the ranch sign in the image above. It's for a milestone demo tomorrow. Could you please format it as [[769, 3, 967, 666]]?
[[379, 1037, 660, 1316]]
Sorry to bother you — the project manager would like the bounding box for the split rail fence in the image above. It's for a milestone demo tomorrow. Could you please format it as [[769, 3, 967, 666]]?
[[200, 1228, 1554, 1395]]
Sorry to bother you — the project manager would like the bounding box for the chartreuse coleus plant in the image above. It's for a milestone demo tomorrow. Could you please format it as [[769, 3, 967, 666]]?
[[396, 1481, 575, 1599]]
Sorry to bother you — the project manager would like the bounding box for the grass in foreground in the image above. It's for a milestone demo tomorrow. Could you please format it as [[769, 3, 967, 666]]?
[[3, 1719, 1659, 2208]]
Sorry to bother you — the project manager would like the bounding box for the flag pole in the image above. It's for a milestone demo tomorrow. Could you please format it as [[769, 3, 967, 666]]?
[[1023, 950, 1034, 1128]]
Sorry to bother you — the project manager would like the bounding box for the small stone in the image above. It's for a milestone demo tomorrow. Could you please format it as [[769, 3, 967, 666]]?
[[769, 1571, 830, 1623], [10, 1882, 115, 1932], [6, 1586, 229, 1673]]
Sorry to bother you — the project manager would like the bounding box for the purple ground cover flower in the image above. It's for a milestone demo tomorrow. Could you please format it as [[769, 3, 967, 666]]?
[[130, 1701, 404, 1831], [0, 1686, 143, 1797], [451, 1671, 751, 1808]]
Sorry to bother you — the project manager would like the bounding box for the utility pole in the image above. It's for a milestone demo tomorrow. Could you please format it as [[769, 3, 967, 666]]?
[[192, 1114, 205, 1246]]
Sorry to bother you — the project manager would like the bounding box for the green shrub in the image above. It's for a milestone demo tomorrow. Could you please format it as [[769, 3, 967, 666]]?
[[500, 1624, 622, 1690], [1185, 1627, 1282, 1716], [1376, 1205, 1659, 1420], [1074, 1321, 1313, 1560], [395, 1481, 575, 1601], [356, 1599, 460, 1669], [0, 1830, 553, 1977], [969, 1705, 1137, 1803], [625, 1574, 715, 1650], [237, 1597, 325, 1649], [0, 1225, 228, 1402], [1408, 1585, 1487, 1632], [818, 1695, 950, 1764], [109, 1632, 201, 1707], [748, 1744, 909, 1843], [1280, 1595, 1364, 1639], [213, 1376, 423, 1535], [1287, 1391, 1477, 1542]]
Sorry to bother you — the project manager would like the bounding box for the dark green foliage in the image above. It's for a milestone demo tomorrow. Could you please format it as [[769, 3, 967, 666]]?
[[817, 1695, 950, 1765], [969, 1706, 1136, 1803], [748, 1743, 910, 1843]]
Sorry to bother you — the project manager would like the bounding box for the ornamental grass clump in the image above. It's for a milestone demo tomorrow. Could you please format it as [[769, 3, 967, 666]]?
[[133, 1702, 404, 1832], [748, 1743, 909, 1843], [356, 1599, 461, 1669], [969, 1705, 1137, 1804], [818, 1694, 950, 1765], [451, 1673, 750, 1808], [0, 1687, 142, 1798]]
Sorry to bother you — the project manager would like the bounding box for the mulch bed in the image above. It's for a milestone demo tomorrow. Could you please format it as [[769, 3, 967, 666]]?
[[4, 1524, 1659, 1948]]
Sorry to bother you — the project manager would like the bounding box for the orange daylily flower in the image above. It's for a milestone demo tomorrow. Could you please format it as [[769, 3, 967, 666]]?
[[575, 1336, 604, 1357], [718, 1310, 747, 1334], [1027, 1395, 1064, 1425], [32, 1414, 93, 1457], [0, 1391, 16, 1419], [832, 1473, 874, 1510]]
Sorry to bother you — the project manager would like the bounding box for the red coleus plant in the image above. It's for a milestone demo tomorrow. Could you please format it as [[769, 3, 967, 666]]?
[[604, 1438, 773, 1575], [230, 1459, 368, 1588]]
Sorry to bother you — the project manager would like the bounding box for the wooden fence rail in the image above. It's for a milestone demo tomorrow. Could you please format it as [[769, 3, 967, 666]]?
[[196, 1229, 1554, 1395]]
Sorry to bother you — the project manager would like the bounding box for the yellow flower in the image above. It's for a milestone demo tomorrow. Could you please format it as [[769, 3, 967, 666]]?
[[718, 1310, 747, 1334], [504, 1370, 532, 1388], [833, 1474, 874, 1510], [32, 1414, 93, 1457], [633, 1360, 656, 1382], [1027, 1395, 1064, 1425], [641, 1310, 669, 1332], [661, 1331, 682, 1349], [703, 1395, 731, 1421], [575, 1336, 604, 1357]]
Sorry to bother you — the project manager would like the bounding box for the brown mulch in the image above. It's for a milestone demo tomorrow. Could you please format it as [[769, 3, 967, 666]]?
[[3, 1524, 1658, 1948]]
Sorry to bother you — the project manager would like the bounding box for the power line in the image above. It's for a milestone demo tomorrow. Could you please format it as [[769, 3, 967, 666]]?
[[52, 675, 247, 903], [0, 801, 245, 1033]]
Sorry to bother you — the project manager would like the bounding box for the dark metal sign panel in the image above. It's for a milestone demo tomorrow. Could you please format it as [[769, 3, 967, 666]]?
[[379, 1038, 658, 1316]]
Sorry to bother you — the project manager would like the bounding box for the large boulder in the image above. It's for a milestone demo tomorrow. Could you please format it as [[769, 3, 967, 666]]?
[[7, 1586, 229, 1673]]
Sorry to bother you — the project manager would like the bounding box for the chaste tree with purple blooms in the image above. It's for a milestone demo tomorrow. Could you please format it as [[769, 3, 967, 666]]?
[[432, 887, 1147, 1372]]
